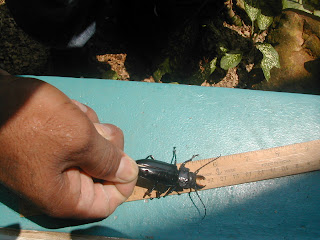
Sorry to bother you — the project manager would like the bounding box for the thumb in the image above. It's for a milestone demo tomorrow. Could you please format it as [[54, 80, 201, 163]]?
[[77, 124, 138, 183]]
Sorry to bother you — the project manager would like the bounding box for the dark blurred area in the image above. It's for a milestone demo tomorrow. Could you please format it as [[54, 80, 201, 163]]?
[[3, 0, 224, 77]]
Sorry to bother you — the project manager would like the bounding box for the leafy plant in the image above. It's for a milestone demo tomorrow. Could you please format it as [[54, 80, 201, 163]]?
[[282, 0, 320, 17], [102, 69, 120, 80], [209, 57, 218, 75], [220, 52, 243, 70], [256, 43, 280, 81], [209, 0, 281, 81], [244, 0, 274, 33], [153, 57, 172, 82]]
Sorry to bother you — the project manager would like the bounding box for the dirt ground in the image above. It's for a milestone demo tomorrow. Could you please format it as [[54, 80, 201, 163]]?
[[0, 0, 319, 94]]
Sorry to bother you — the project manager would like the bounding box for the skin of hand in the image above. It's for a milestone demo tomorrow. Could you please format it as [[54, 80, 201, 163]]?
[[0, 75, 138, 219]]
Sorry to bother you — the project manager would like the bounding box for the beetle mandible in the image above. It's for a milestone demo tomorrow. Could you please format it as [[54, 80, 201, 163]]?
[[136, 147, 220, 198]]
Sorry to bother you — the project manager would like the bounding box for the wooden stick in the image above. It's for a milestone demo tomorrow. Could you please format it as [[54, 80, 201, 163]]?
[[0, 228, 129, 240]]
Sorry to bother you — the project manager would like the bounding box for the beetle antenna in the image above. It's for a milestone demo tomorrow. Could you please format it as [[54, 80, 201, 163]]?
[[194, 155, 221, 174], [188, 191, 201, 218], [189, 189, 207, 220], [195, 189, 207, 220]]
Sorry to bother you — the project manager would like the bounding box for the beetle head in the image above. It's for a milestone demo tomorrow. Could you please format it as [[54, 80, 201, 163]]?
[[178, 166, 206, 189], [195, 174, 206, 189]]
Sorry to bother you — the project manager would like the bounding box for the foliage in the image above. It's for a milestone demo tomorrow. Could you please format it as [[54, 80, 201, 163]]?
[[244, 0, 274, 31], [208, 0, 281, 81], [151, 0, 283, 84], [244, 0, 260, 22], [220, 52, 243, 70], [256, 43, 281, 81], [256, 11, 274, 30], [209, 57, 217, 75], [102, 69, 120, 80], [282, 0, 320, 17], [153, 57, 172, 82]]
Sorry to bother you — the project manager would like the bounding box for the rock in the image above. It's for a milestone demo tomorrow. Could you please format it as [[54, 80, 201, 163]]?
[[253, 10, 320, 94]]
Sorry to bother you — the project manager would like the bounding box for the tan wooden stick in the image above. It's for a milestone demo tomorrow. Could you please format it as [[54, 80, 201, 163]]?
[[0, 228, 130, 240]]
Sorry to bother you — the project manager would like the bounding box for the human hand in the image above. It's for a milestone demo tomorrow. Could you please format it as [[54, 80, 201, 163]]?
[[0, 76, 138, 219]]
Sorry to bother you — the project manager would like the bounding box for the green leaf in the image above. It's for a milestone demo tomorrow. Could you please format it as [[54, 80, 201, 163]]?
[[153, 57, 172, 82], [220, 52, 242, 70], [244, 0, 260, 22], [282, 0, 320, 16], [257, 12, 273, 30], [219, 45, 229, 54], [102, 70, 119, 80], [209, 57, 217, 75], [256, 43, 280, 81]]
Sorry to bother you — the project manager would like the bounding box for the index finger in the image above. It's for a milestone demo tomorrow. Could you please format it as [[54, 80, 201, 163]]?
[[72, 100, 99, 122]]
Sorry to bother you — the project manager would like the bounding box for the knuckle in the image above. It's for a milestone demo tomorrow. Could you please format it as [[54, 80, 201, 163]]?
[[106, 124, 124, 139], [89, 145, 122, 179]]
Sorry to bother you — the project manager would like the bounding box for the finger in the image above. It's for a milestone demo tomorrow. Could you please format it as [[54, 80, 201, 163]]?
[[72, 101, 124, 149], [77, 130, 138, 183], [93, 123, 124, 150], [71, 99, 99, 122], [105, 153, 139, 183], [65, 100, 134, 183], [48, 169, 107, 218], [100, 179, 137, 215], [55, 169, 137, 219], [0, 68, 10, 76], [73, 180, 137, 219]]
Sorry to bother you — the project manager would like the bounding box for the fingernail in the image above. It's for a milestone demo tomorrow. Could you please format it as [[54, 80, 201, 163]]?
[[115, 155, 139, 183], [72, 100, 88, 113], [94, 123, 113, 139]]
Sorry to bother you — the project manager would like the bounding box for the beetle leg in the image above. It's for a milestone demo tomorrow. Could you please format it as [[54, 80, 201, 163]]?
[[170, 147, 177, 165], [143, 190, 150, 198], [156, 185, 169, 198], [189, 154, 199, 161], [146, 155, 156, 160], [163, 186, 177, 197], [143, 184, 157, 198], [180, 154, 199, 168], [156, 190, 162, 198]]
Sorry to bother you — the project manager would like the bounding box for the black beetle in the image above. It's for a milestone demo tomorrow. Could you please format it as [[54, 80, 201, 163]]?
[[136, 148, 220, 218]]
